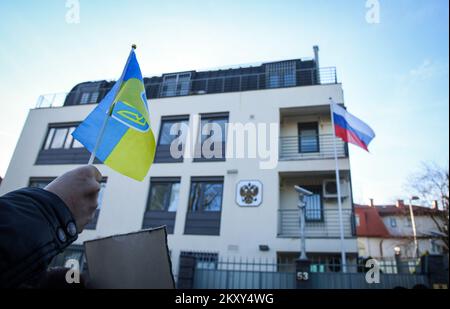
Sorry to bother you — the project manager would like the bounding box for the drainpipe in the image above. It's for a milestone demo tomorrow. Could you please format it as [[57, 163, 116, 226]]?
[[379, 239, 384, 257]]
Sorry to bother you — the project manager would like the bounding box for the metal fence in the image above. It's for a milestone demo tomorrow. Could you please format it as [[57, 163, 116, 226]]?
[[278, 208, 354, 238], [279, 134, 347, 160], [35, 67, 337, 109], [191, 256, 430, 289]]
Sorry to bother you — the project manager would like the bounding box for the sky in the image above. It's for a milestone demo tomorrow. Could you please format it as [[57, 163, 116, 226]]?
[[0, 0, 448, 204]]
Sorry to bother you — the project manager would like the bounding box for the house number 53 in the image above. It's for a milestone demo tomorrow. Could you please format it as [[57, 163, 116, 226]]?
[[297, 271, 309, 281]]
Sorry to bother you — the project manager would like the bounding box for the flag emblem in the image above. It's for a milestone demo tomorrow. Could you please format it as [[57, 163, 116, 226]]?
[[72, 48, 156, 181]]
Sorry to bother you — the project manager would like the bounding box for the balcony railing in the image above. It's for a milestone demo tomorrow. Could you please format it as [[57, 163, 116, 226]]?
[[35, 66, 337, 108], [279, 134, 347, 160], [278, 208, 354, 238]]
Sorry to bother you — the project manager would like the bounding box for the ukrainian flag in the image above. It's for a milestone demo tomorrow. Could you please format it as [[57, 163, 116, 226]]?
[[72, 48, 156, 181]]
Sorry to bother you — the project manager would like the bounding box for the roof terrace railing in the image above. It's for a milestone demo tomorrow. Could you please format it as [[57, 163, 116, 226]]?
[[35, 66, 337, 108]]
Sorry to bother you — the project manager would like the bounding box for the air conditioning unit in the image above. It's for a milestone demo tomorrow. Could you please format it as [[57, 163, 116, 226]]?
[[322, 179, 349, 198]]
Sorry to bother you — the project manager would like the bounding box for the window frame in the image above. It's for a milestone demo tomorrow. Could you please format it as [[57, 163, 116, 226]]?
[[180, 251, 219, 270], [146, 177, 181, 212], [42, 123, 82, 151], [265, 61, 297, 89], [188, 176, 224, 213], [160, 72, 192, 97], [154, 115, 190, 163], [390, 217, 397, 228], [29, 176, 107, 230], [301, 185, 324, 222], [297, 122, 320, 153], [194, 112, 229, 162]]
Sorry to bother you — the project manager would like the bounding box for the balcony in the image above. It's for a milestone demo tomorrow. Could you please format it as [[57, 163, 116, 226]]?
[[278, 208, 354, 238], [279, 134, 347, 160], [34, 66, 337, 109]]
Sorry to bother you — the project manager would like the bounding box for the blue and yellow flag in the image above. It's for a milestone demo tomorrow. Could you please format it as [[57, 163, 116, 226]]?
[[72, 48, 156, 181]]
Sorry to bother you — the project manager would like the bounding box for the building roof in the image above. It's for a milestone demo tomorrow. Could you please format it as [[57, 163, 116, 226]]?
[[357, 202, 441, 217], [62, 57, 326, 106], [354, 205, 391, 237], [354, 202, 443, 238]]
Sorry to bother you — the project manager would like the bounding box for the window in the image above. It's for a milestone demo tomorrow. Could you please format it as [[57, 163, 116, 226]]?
[[266, 61, 296, 88], [84, 179, 107, 230], [196, 113, 228, 161], [355, 215, 361, 227], [180, 252, 218, 270], [160, 73, 191, 97], [37, 123, 92, 165], [142, 178, 180, 233], [185, 177, 223, 236], [30, 177, 106, 230], [155, 116, 189, 163], [390, 218, 397, 228], [43, 124, 82, 150], [298, 122, 319, 153], [90, 92, 99, 103], [302, 185, 323, 222], [80, 92, 90, 104], [49, 245, 86, 272], [79, 92, 100, 104], [189, 178, 224, 212], [147, 180, 180, 212], [29, 178, 55, 189]]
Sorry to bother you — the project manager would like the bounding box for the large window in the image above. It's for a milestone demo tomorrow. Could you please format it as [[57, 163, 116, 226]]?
[[180, 252, 218, 270], [142, 178, 180, 233], [147, 180, 180, 212], [43, 125, 83, 150], [37, 123, 95, 165], [196, 113, 228, 161], [30, 177, 106, 230], [303, 185, 323, 222], [188, 178, 224, 212], [185, 177, 224, 235], [266, 61, 296, 88], [160, 73, 191, 97], [155, 116, 189, 163], [298, 122, 319, 153]]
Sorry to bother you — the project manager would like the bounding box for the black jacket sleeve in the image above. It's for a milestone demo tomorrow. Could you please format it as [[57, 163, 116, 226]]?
[[0, 187, 78, 288]]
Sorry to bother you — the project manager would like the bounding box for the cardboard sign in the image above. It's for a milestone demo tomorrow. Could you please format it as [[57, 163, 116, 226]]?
[[84, 227, 175, 289]]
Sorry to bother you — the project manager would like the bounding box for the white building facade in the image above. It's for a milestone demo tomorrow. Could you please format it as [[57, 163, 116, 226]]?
[[0, 47, 358, 281]]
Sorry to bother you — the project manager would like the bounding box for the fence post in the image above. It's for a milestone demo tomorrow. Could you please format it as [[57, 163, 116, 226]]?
[[295, 259, 312, 289], [177, 255, 196, 289]]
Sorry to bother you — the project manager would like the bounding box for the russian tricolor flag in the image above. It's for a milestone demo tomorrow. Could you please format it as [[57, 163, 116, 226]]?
[[332, 103, 375, 151]]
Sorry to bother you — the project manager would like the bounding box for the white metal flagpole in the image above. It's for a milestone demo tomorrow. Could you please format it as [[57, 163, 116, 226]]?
[[87, 45, 137, 165], [329, 97, 347, 272]]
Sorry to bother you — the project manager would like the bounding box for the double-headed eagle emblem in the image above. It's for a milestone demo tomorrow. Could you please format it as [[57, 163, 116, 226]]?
[[240, 182, 259, 204]]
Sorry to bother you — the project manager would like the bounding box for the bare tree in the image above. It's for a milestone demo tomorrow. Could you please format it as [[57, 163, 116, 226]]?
[[407, 162, 449, 252]]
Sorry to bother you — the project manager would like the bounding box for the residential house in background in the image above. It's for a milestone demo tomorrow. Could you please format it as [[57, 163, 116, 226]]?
[[355, 200, 447, 258], [0, 46, 360, 287]]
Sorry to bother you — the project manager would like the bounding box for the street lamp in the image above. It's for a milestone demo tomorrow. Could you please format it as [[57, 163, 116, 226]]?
[[294, 186, 313, 260], [408, 196, 420, 259]]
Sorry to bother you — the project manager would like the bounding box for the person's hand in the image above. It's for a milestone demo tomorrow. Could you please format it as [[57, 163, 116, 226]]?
[[44, 165, 102, 233]]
